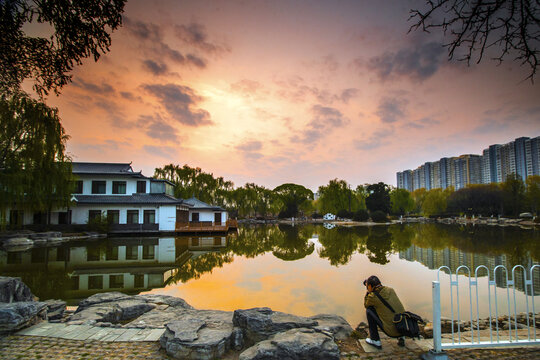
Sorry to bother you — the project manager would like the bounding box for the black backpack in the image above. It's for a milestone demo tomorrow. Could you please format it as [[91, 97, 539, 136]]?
[[373, 291, 424, 338]]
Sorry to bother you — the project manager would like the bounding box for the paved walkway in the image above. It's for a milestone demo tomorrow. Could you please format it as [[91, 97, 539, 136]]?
[[15, 322, 165, 342]]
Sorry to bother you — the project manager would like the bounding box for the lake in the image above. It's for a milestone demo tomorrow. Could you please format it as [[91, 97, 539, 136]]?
[[1, 223, 538, 327]]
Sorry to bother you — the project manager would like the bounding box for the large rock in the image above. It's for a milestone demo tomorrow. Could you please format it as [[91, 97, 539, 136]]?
[[310, 314, 353, 340], [0, 301, 47, 333], [69, 298, 155, 325], [160, 309, 243, 360], [239, 328, 340, 360], [75, 292, 132, 312], [233, 307, 318, 344], [44, 299, 67, 321], [0, 277, 35, 303], [136, 294, 194, 309], [125, 306, 187, 329]]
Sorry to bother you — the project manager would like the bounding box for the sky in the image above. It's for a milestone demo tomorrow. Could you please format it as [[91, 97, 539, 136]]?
[[37, 0, 540, 191]]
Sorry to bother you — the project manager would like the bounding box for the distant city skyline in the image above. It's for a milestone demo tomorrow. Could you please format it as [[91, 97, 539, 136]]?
[[29, 0, 539, 190], [397, 135, 540, 192]]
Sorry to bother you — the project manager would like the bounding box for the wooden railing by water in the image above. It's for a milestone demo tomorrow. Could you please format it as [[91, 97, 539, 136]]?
[[175, 219, 238, 232]]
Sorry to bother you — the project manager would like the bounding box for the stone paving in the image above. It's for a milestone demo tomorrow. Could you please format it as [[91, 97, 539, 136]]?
[[15, 322, 165, 342], [1, 322, 539, 359]]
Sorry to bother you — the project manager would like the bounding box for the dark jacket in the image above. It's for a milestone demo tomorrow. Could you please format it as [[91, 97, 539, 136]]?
[[364, 285, 405, 337]]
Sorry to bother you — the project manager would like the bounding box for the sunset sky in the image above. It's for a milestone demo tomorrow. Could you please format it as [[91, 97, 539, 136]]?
[[39, 0, 540, 191]]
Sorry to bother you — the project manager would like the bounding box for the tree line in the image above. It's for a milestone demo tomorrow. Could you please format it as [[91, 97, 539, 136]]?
[[154, 164, 540, 220]]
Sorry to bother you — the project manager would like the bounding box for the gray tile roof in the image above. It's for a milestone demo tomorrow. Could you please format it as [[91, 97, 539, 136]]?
[[183, 197, 225, 211], [73, 194, 186, 205], [72, 162, 145, 177]]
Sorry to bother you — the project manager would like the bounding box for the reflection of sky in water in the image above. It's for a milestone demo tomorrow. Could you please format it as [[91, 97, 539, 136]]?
[[148, 226, 539, 327]]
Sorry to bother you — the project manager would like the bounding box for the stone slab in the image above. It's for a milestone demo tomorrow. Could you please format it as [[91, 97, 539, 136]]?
[[100, 328, 127, 342], [114, 328, 142, 342], [130, 330, 154, 342], [60, 325, 94, 340], [71, 325, 103, 340], [143, 328, 166, 342], [86, 327, 114, 341], [54, 325, 84, 339]]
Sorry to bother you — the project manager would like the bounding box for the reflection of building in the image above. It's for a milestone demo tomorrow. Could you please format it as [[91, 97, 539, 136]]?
[[0, 236, 227, 302], [399, 244, 540, 295]]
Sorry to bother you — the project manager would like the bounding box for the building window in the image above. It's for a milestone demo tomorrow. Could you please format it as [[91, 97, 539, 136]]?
[[192, 212, 199, 222], [143, 210, 155, 224], [109, 275, 124, 288], [137, 181, 146, 193], [88, 275, 103, 290], [142, 245, 155, 260], [107, 210, 120, 224], [91, 180, 106, 194], [112, 181, 126, 194], [126, 245, 138, 260], [56, 247, 70, 262], [33, 212, 47, 225], [106, 246, 118, 261], [70, 276, 79, 290], [134, 274, 144, 288], [73, 180, 83, 194], [88, 210, 102, 221], [127, 210, 139, 224], [58, 211, 71, 224]]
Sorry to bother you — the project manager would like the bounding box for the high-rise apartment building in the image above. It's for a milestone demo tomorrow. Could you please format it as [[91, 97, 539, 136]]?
[[397, 135, 540, 190]]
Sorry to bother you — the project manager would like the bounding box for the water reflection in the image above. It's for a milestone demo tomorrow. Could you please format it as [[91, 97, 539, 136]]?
[[0, 223, 538, 305]]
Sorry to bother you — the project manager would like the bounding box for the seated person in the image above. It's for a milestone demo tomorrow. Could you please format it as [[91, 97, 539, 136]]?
[[363, 275, 405, 349]]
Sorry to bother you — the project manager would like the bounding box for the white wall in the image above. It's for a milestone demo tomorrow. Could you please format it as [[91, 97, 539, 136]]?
[[158, 206, 176, 231], [71, 205, 160, 225]]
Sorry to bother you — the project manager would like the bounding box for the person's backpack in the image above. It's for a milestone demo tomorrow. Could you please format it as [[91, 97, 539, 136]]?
[[373, 291, 424, 338]]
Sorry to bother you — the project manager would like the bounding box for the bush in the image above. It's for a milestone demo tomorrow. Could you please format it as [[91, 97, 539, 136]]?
[[370, 210, 388, 223], [87, 214, 110, 233], [337, 209, 354, 219], [352, 209, 369, 221], [311, 212, 323, 219]]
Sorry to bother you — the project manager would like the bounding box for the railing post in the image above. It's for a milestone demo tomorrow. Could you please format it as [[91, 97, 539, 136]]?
[[421, 281, 448, 360]]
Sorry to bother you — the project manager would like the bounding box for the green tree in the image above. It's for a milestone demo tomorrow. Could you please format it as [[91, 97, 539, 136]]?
[[365, 182, 391, 214], [411, 188, 427, 213], [526, 175, 540, 215], [421, 188, 449, 216], [273, 183, 313, 218], [317, 179, 363, 215], [390, 188, 414, 215], [0, 92, 73, 226], [501, 174, 526, 217], [447, 184, 502, 216], [1, 0, 127, 97]]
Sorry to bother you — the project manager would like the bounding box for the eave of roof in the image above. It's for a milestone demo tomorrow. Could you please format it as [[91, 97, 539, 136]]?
[[72, 193, 185, 205]]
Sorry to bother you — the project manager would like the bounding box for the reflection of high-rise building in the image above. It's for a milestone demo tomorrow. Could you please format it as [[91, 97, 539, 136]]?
[[399, 244, 539, 294]]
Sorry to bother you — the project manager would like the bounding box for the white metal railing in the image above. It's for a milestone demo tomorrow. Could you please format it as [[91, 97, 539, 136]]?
[[427, 264, 540, 357]]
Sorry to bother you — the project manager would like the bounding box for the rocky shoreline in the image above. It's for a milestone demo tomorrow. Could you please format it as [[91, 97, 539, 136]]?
[[2, 276, 539, 359]]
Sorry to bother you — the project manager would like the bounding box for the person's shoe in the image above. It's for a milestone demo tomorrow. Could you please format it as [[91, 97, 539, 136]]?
[[397, 336, 405, 347], [365, 337, 382, 349]]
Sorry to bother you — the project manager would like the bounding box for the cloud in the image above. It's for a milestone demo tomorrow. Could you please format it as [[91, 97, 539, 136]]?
[[275, 76, 358, 104], [291, 105, 349, 145], [138, 114, 179, 142], [235, 140, 263, 160], [375, 96, 408, 123], [124, 17, 207, 69], [230, 79, 264, 96], [366, 42, 446, 81], [355, 127, 395, 150], [72, 79, 115, 95], [141, 59, 169, 75], [120, 91, 136, 100], [175, 23, 229, 55], [143, 145, 177, 158], [405, 117, 440, 129], [142, 83, 212, 126]]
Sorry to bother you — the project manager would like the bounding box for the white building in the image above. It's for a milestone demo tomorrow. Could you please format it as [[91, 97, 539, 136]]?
[[5, 162, 230, 233]]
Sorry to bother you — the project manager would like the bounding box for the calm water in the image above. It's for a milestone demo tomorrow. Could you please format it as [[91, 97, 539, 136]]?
[[1, 223, 538, 326]]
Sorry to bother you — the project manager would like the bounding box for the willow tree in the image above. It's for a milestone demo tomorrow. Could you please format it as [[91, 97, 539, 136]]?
[[0, 92, 73, 225]]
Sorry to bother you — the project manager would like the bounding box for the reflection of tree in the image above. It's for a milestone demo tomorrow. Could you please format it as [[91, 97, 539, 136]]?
[[165, 251, 234, 284], [365, 227, 393, 265], [271, 225, 315, 261], [227, 225, 277, 258], [318, 227, 366, 266], [388, 225, 414, 251]]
